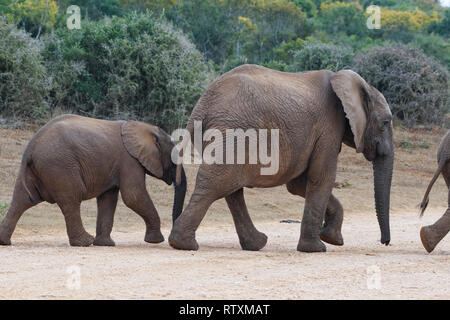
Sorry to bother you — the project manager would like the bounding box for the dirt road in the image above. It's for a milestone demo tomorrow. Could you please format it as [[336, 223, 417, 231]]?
[[0, 210, 448, 300]]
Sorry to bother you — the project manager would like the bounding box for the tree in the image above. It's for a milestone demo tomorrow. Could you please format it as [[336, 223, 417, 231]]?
[[167, 0, 309, 66], [428, 9, 450, 37], [8, 0, 58, 38], [0, 17, 48, 119], [319, 2, 367, 37], [56, 0, 125, 21], [42, 13, 210, 130]]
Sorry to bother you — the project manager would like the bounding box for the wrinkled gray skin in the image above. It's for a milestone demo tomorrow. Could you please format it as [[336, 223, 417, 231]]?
[[0, 115, 186, 247], [419, 130, 450, 253], [169, 65, 394, 252]]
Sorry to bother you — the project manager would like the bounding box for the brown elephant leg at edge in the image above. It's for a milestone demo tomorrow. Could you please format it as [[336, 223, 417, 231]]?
[[420, 179, 450, 253], [59, 202, 94, 247], [0, 179, 38, 245], [420, 209, 450, 253], [225, 188, 268, 251], [94, 188, 119, 246], [287, 174, 343, 246]]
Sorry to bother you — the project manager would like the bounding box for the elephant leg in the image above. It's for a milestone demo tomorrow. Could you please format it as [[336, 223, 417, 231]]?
[[225, 188, 267, 251], [320, 196, 344, 246], [93, 188, 119, 246], [420, 208, 450, 253], [58, 202, 94, 247], [169, 165, 234, 251], [297, 148, 338, 253], [420, 179, 450, 253], [0, 179, 38, 245], [286, 173, 343, 246], [120, 176, 164, 244]]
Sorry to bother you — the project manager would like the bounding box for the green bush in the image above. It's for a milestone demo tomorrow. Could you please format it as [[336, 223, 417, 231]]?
[[43, 13, 210, 131], [0, 16, 48, 120], [319, 2, 367, 37], [167, 0, 309, 66], [291, 41, 354, 72], [427, 9, 450, 38], [410, 33, 450, 69], [353, 45, 449, 126]]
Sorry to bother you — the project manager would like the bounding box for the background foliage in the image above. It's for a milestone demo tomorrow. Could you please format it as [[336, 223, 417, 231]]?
[[0, 0, 449, 128]]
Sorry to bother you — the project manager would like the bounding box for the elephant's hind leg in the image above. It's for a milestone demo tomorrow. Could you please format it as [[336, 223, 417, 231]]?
[[169, 165, 236, 250], [94, 188, 119, 246], [286, 174, 344, 246], [0, 179, 39, 245], [320, 196, 344, 246], [226, 188, 267, 251], [58, 202, 94, 247], [420, 182, 450, 253]]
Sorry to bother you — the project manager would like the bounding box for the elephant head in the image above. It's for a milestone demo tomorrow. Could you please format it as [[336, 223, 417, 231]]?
[[331, 70, 394, 245], [121, 121, 187, 222]]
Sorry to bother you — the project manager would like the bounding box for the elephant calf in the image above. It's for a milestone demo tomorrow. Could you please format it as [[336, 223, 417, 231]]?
[[0, 115, 186, 246], [419, 130, 450, 253]]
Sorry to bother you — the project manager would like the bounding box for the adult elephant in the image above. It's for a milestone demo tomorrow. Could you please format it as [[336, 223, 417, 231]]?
[[169, 65, 394, 253], [0, 114, 187, 246]]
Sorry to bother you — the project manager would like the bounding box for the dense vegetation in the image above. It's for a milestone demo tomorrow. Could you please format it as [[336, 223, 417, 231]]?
[[0, 0, 449, 129]]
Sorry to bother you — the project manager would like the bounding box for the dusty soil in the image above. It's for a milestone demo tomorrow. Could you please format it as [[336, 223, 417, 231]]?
[[0, 126, 449, 299]]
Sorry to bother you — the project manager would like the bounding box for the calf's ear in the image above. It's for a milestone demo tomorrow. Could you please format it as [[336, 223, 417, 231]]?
[[121, 121, 163, 178]]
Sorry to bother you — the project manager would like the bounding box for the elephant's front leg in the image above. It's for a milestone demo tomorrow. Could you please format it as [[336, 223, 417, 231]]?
[[120, 173, 164, 244], [287, 174, 343, 246], [297, 151, 338, 253]]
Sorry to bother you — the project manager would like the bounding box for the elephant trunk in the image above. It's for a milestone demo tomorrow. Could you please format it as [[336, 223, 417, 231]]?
[[372, 151, 394, 245], [172, 165, 187, 223]]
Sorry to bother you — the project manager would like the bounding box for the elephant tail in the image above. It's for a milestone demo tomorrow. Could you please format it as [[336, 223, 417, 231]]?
[[20, 148, 38, 205], [419, 159, 446, 217]]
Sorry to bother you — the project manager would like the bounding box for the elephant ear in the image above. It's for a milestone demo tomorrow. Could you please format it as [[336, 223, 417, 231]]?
[[330, 70, 368, 153], [121, 121, 163, 178]]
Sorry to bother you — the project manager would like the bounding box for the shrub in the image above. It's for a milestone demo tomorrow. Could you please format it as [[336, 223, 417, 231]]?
[[353, 45, 449, 127], [43, 13, 210, 131], [291, 41, 354, 72], [319, 2, 367, 37], [0, 16, 48, 120], [427, 9, 450, 37], [167, 0, 309, 66], [410, 33, 450, 69]]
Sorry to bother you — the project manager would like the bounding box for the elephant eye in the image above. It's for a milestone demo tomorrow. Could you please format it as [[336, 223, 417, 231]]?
[[380, 119, 390, 130]]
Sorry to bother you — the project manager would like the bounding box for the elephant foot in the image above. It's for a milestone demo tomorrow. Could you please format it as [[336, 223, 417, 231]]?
[[320, 226, 344, 246], [0, 226, 12, 246], [420, 226, 440, 253], [93, 235, 115, 246], [239, 231, 268, 251], [0, 233, 11, 246], [144, 230, 165, 244], [69, 232, 94, 247], [168, 229, 199, 251], [297, 238, 326, 253]]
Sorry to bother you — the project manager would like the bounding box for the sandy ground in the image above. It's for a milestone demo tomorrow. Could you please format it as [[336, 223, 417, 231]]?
[[0, 126, 449, 299]]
